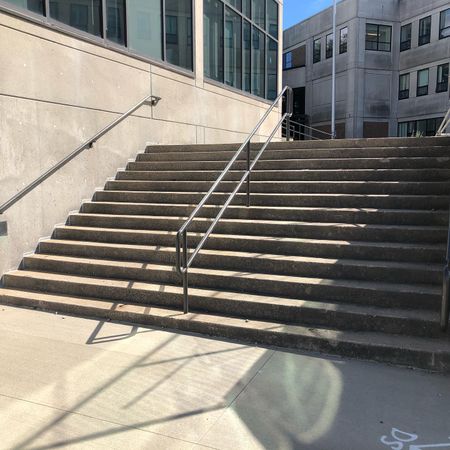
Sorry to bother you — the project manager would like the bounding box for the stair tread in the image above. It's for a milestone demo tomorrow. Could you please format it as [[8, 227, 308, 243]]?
[[1, 287, 448, 353], [70, 212, 448, 229], [21, 255, 441, 294], [55, 225, 448, 249], [40, 239, 443, 272]]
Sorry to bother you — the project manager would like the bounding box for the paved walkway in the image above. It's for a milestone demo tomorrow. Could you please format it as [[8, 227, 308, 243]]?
[[0, 306, 449, 450]]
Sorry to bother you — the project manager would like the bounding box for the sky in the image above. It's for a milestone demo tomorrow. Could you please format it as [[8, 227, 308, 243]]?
[[283, 0, 334, 30]]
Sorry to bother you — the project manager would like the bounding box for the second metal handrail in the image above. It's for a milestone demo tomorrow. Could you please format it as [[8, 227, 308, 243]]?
[[175, 86, 293, 313], [437, 108, 450, 136], [0, 94, 161, 215], [282, 118, 334, 140]]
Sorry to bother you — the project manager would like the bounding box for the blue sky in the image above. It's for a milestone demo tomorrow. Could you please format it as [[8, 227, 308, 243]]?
[[283, 0, 334, 29]]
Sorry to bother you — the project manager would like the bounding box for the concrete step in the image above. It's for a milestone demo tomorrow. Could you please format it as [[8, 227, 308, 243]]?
[[105, 179, 450, 195], [79, 202, 447, 226], [116, 168, 450, 182], [19, 255, 440, 310], [128, 157, 450, 171], [1, 287, 448, 371], [67, 213, 447, 243], [93, 190, 449, 210], [38, 239, 442, 285], [53, 226, 446, 263]]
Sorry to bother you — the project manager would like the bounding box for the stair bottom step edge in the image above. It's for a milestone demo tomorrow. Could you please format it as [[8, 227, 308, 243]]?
[[0, 290, 449, 373]]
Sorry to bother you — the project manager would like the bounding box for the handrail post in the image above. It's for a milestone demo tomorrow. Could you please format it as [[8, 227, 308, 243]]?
[[182, 230, 189, 314], [246, 141, 251, 207]]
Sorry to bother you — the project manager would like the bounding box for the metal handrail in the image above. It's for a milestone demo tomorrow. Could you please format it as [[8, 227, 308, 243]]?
[[282, 123, 321, 140], [175, 86, 293, 313], [0, 94, 161, 215], [437, 108, 450, 136], [289, 119, 334, 138]]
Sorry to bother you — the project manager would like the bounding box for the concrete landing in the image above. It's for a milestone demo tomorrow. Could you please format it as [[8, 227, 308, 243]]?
[[0, 306, 449, 450]]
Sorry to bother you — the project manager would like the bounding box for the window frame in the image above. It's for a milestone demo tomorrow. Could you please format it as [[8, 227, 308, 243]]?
[[418, 15, 431, 46], [436, 63, 449, 93], [0, 0, 196, 75], [339, 26, 348, 54], [398, 73, 410, 100], [313, 38, 321, 63], [325, 33, 333, 59], [365, 23, 392, 52], [416, 68, 429, 97], [400, 23, 411, 52], [440, 8, 450, 40]]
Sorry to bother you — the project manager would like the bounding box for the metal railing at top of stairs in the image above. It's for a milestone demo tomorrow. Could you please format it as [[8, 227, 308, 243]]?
[[175, 86, 294, 313], [436, 108, 450, 136], [0, 94, 161, 215], [282, 118, 334, 141]]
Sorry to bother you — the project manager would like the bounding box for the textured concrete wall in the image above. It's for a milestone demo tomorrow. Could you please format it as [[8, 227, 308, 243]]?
[[0, 2, 282, 274]]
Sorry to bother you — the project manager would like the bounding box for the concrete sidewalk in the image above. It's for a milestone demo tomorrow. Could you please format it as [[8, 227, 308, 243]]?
[[0, 306, 449, 450]]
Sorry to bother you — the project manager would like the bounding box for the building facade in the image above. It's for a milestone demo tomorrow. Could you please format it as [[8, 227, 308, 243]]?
[[283, 0, 450, 138], [0, 0, 282, 274]]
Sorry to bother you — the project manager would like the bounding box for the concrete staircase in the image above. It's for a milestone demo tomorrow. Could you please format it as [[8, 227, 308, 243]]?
[[2, 137, 450, 371]]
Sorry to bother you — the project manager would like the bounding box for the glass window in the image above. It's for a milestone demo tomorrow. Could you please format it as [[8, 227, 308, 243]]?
[[399, 73, 409, 100], [437, 63, 449, 93], [419, 16, 431, 46], [267, 37, 277, 100], [106, 0, 126, 45], [228, 0, 241, 10], [326, 33, 333, 58], [283, 52, 293, 70], [252, 0, 265, 28], [4, 0, 44, 15], [242, 0, 251, 18], [204, 0, 224, 82], [339, 27, 348, 54], [417, 68, 429, 96], [251, 26, 265, 98], [313, 38, 321, 63], [165, 0, 193, 70], [49, 0, 102, 36], [127, 0, 162, 60], [440, 9, 450, 39], [400, 23, 411, 51], [398, 122, 408, 137], [225, 7, 242, 89], [243, 20, 251, 92], [267, 0, 278, 38], [365, 23, 391, 52]]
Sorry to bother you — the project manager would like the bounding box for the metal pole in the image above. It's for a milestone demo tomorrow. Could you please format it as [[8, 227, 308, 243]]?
[[331, 0, 337, 139], [246, 141, 251, 207], [182, 231, 189, 314]]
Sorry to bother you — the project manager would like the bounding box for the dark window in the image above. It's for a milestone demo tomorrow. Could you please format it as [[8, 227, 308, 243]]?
[[326, 33, 333, 58], [204, 0, 224, 82], [267, 0, 278, 39], [339, 27, 348, 54], [400, 23, 411, 51], [365, 23, 391, 52], [283, 52, 293, 70], [399, 73, 410, 100], [251, 26, 265, 97], [107, 0, 126, 45], [417, 68, 429, 96], [267, 37, 277, 100], [224, 6, 242, 89], [440, 9, 450, 39], [228, 0, 241, 10], [49, 1, 102, 36], [243, 20, 251, 92], [437, 63, 449, 93], [313, 38, 321, 63], [242, 0, 251, 18], [419, 16, 431, 46], [4, 0, 44, 14], [165, 0, 193, 70], [251, 0, 264, 28], [399, 118, 444, 137]]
